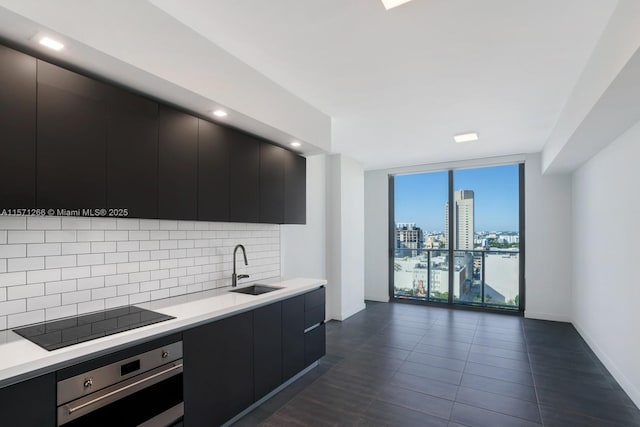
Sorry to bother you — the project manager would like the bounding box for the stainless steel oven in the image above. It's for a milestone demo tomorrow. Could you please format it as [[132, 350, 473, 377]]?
[[57, 341, 183, 427]]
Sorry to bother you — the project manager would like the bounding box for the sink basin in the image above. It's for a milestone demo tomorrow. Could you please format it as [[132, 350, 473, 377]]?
[[230, 285, 282, 295]]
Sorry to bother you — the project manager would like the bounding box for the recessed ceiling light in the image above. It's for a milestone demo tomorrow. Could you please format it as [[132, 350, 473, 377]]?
[[38, 36, 64, 51], [381, 0, 414, 10], [290, 141, 302, 148], [212, 109, 228, 117], [453, 132, 479, 143]]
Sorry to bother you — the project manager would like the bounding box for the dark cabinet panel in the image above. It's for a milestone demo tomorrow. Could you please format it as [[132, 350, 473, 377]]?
[[305, 287, 326, 312], [282, 295, 305, 381], [304, 305, 325, 330], [284, 151, 306, 224], [259, 143, 286, 223], [106, 88, 158, 218], [229, 133, 260, 222], [198, 119, 230, 221], [183, 311, 253, 427], [37, 61, 107, 210], [305, 323, 326, 366], [0, 45, 36, 209], [254, 302, 283, 400], [158, 106, 198, 220], [0, 373, 55, 427]]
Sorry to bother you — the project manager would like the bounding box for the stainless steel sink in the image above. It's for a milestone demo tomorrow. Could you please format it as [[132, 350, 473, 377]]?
[[230, 284, 282, 295]]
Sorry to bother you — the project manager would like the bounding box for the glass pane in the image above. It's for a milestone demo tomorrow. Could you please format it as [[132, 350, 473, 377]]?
[[393, 171, 448, 302], [452, 165, 519, 309]]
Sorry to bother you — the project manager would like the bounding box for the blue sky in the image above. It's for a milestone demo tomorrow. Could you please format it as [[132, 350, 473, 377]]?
[[394, 164, 519, 232]]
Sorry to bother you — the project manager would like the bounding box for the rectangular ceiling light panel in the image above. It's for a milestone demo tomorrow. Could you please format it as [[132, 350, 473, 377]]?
[[381, 0, 414, 10]]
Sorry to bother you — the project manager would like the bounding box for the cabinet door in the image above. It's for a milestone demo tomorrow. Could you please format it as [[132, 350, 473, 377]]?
[[254, 302, 283, 400], [106, 88, 158, 218], [282, 295, 305, 381], [229, 133, 260, 222], [158, 106, 198, 220], [0, 45, 36, 209], [0, 373, 55, 426], [37, 61, 107, 210], [259, 143, 286, 223], [183, 311, 253, 427], [284, 151, 306, 224], [305, 323, 326, 366], [198, 119, 230, 221]]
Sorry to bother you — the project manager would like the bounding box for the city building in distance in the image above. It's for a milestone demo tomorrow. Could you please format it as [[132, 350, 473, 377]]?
[[445, 190, 474, 250]]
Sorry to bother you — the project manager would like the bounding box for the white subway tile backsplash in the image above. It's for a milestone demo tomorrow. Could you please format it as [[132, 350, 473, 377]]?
[[77, 231, 104, 242], [7, 283, 44, 300], [0, 217, 26, 230], [46, 255, 77, 269], [91, 241, 117, 253], [8, 310, 44, 328], [27, 294, 61, 311], [8, 257, 44, 272], [0, 217, 280, 328], [62, 266, 91, 280], [77, 253, 104, 266], [61, 242, 91, 255], [77, 277, 104, 290], [46, 280, 76, 295], [27, 217, 61, 230], [46, 230, 76, 243], [0, 316, 6, 330]]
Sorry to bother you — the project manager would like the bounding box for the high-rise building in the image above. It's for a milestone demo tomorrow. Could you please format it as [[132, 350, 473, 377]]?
[[445, 190, 474, 250], [396, 222, 424, 250]]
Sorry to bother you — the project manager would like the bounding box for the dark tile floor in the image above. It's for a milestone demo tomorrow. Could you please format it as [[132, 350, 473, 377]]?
[[234, 302, 640, 426]]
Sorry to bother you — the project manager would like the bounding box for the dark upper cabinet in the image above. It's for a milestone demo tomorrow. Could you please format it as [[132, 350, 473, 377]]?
[[229, 133, 260, 222], [0, 45, 36, 210], [106, 88, 159, 218], [259, 143, 286, 223], [37, 61, 108, 210], [158, 106, 198, 220], [183, 311, 253, 427], [198, 119, 230, 221], [0, 373, 55, 427], [282, 295, 305, 381], [284, 151, 306, 224], [254, 302, 283, 400]]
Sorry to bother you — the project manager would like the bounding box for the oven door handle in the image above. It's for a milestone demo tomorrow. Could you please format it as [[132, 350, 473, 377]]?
[[59, 361, 183, 425]]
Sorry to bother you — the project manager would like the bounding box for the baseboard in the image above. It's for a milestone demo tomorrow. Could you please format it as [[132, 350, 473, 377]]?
[[524, 311, 571, 323], [334, 302, 366, 321], [364, 294, 389, 302], [572, 321, 640, 409]]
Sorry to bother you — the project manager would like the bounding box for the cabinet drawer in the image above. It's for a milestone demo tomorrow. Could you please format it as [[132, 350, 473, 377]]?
[[304, 287, 325, 312], [304, 305, 324, 330], [304, 323, 326, 366]]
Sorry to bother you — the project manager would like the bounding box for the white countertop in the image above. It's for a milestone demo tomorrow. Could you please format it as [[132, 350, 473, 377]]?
[[0, 277, 326, 388]]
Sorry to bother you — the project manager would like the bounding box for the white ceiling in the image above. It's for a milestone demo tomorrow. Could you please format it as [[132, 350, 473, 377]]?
[[150, 0, 619, 170]]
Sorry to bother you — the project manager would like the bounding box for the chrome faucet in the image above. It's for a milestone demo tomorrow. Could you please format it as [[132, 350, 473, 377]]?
[[232, 244, 250, 287]]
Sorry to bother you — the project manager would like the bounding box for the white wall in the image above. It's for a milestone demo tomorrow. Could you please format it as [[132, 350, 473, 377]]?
[[325, 154, 366, 321], [364, 170, 389, 302], [281, 155, 327, 279], [524, 153, 573, 321], [572, 119, 640, 407]]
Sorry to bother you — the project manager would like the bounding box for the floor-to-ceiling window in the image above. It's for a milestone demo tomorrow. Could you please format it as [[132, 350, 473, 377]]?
[[390, 164, 524, 312]]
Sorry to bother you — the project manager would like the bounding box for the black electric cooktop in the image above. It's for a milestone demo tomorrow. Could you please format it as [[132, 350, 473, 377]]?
[[12, 306, 175, 351]]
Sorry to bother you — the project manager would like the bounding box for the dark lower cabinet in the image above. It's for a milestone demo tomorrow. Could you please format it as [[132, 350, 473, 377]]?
[[0, 45, 36, 209], [0, 373, 55, 427], [305, 323, 326, 366], [198, 119, 230, 221], [229, 133, 260, 223], [282, 295, 305, 381], [37, 61, 108, 210], [183, 311, 253, 427], [284, 151, 306, 224], [259, 143, 286, 223], [158, 106, 198, 220], [106, 88, 158, 218], [253, 302, 283, 400]]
